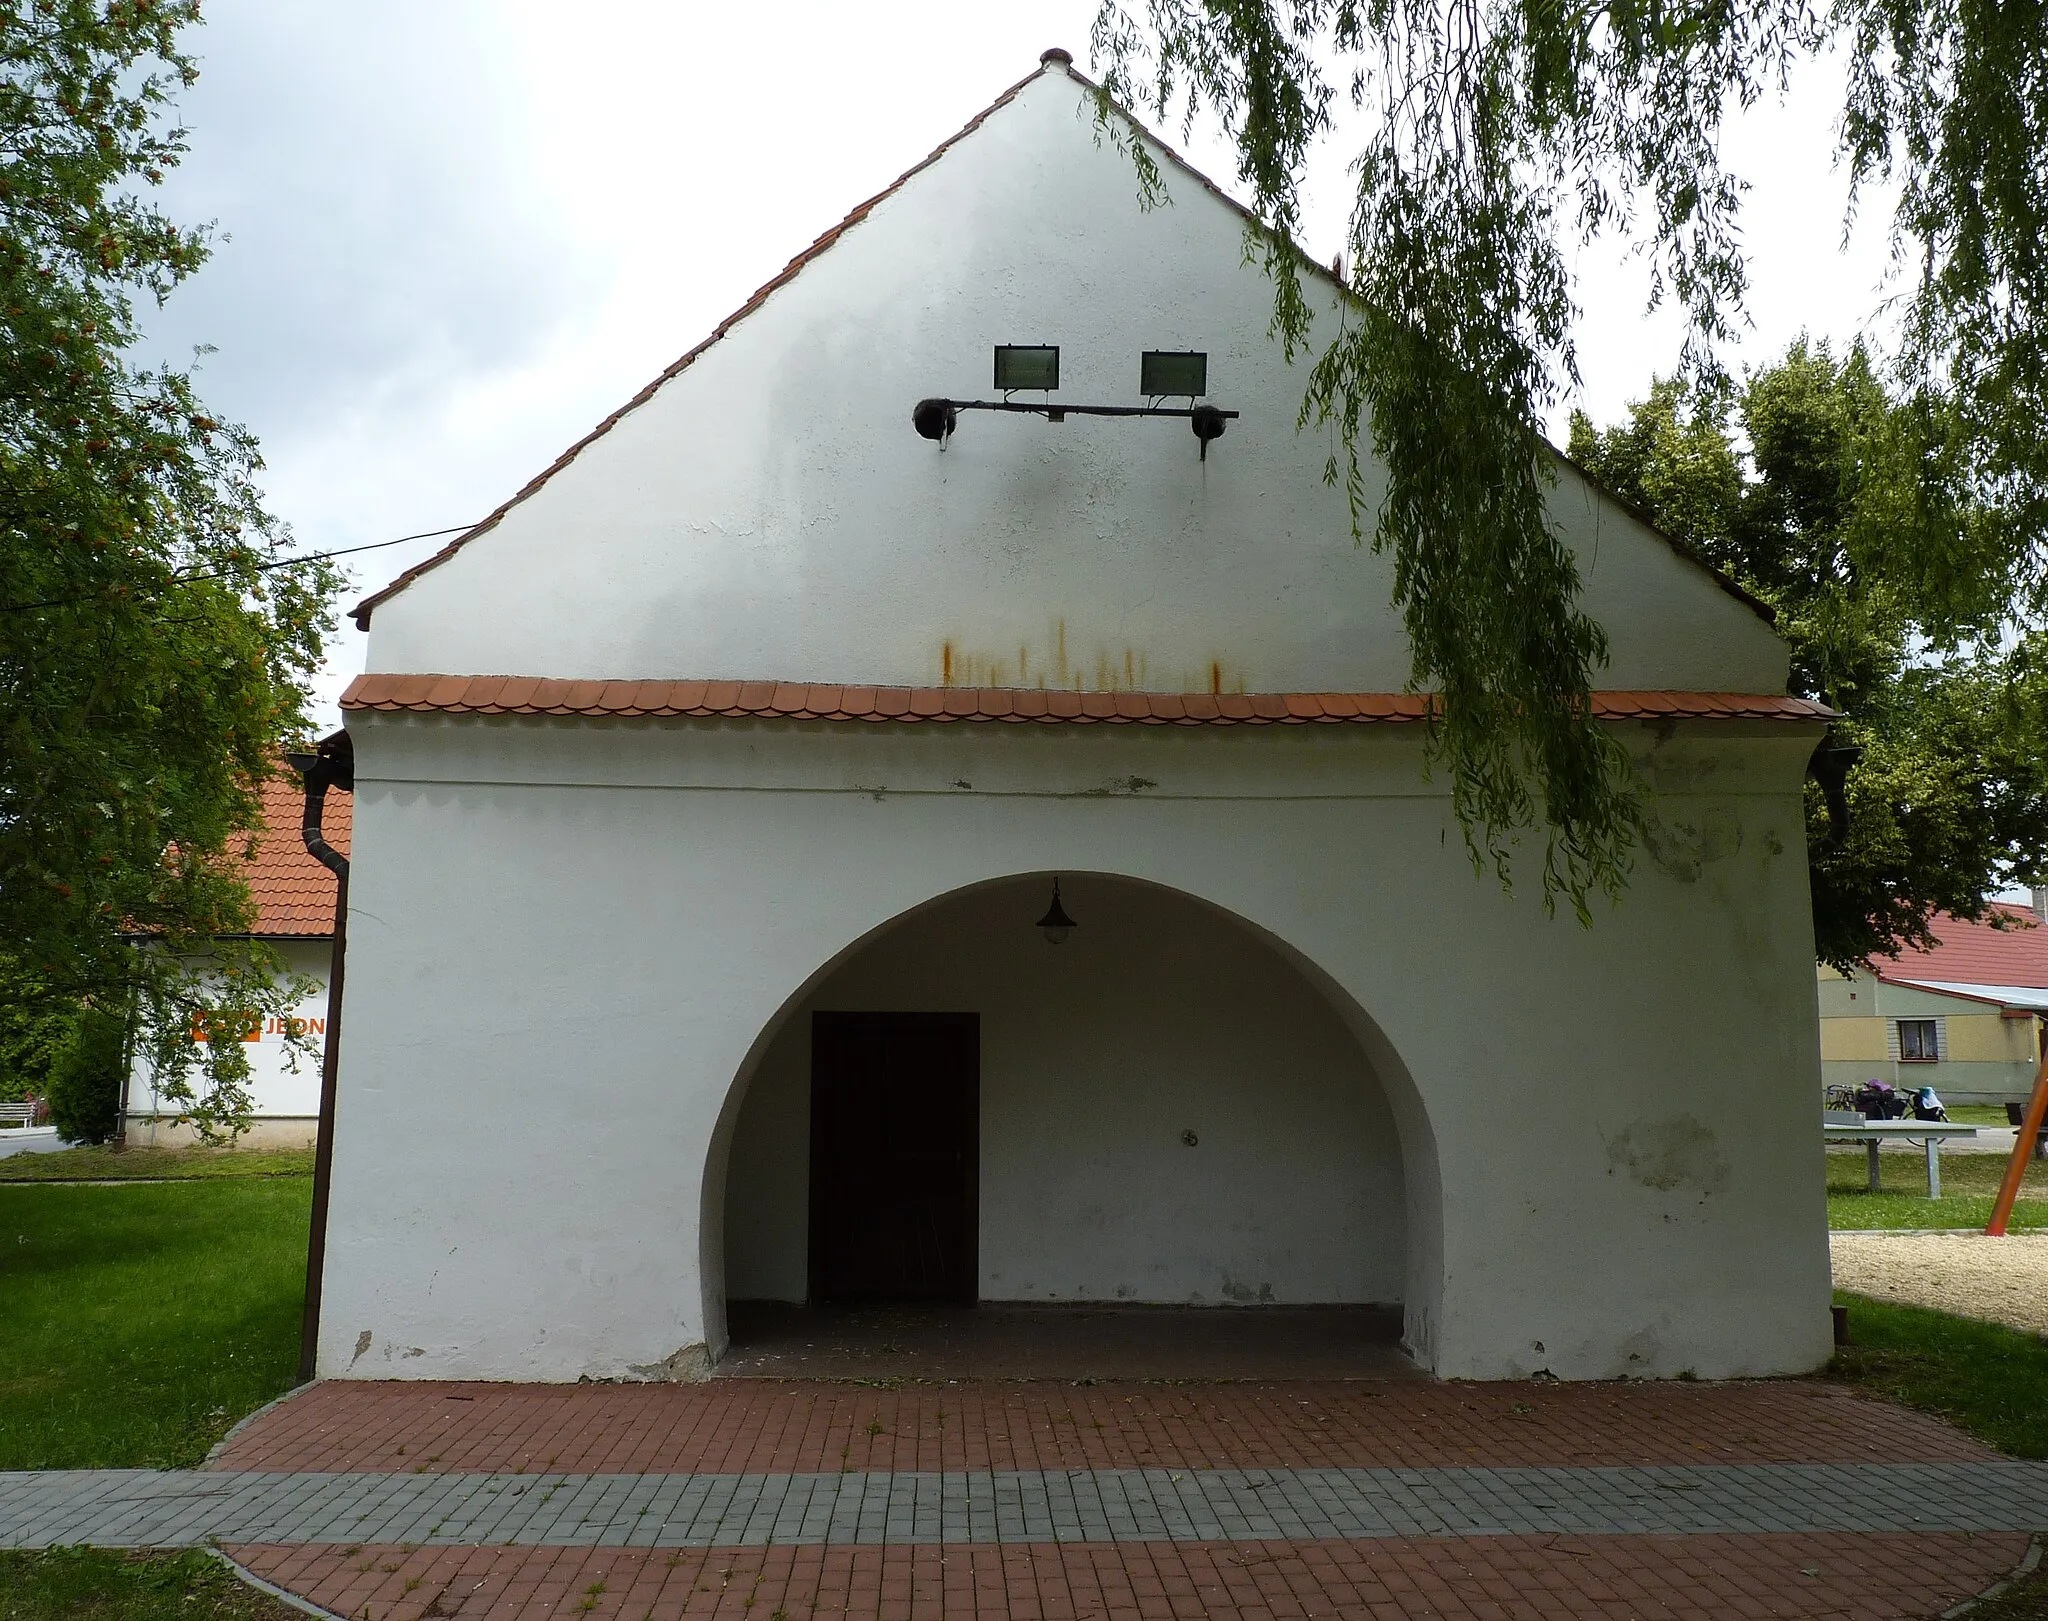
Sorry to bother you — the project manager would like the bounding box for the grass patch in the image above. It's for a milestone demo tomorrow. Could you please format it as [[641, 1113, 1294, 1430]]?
[[1827, 1146, 2048, 1230], [1956, 1559, 2048, 1619], [1830, 1291, 2048, 1458], [0, 1180, 310, 1467], [0, 1144, 313, 1182], [0, 1549, 303, 1620], [1948, 1103, 2022, 1126]]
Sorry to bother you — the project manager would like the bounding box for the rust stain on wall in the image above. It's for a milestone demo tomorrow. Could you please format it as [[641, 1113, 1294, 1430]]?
[[933, 623, 1245, 693]]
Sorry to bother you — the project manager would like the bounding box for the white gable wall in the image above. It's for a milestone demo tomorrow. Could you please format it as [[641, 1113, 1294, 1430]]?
[[365, 65, 1786, 697]]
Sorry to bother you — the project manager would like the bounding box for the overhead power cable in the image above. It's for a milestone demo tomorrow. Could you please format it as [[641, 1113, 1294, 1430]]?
[[0, 523, 477, 614]]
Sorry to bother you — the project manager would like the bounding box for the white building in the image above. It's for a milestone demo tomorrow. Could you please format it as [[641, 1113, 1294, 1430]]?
[[125, 775, 348, 1148], [320, 51, 1834, 1383]]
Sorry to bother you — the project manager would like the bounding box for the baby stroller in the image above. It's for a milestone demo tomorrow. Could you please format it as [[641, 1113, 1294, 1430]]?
[[1906, 1084, 1950, 1122]]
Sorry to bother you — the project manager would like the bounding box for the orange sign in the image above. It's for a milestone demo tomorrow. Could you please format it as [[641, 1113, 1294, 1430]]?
[[191, 1013, 324, 1043]]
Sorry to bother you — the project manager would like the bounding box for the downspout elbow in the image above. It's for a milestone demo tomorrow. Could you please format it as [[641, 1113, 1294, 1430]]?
[[286, 731, 353, 877]]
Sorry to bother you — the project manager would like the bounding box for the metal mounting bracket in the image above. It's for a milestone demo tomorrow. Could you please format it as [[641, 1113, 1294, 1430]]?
[[912, 398, 1238, 459]]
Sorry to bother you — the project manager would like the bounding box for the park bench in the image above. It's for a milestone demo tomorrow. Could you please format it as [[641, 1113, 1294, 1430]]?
[[0, 1100, 42, 1128], [1823, 1115, 1979, 1197]]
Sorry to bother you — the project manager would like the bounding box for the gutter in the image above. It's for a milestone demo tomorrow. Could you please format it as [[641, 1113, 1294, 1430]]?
[[285, 730, 353, 1384]]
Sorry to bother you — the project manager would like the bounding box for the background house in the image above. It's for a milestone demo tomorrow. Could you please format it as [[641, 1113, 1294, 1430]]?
[[124, 774, 349, 1148], [1819, 901, 2048, 1102]]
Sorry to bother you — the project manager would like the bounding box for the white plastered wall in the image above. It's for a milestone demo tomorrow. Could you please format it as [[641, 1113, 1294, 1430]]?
[[724, 877, 1407, 1307], [127, 938, 330, 1126], [362, 65, 1787, 700], [318, 710, 1831, 1383]]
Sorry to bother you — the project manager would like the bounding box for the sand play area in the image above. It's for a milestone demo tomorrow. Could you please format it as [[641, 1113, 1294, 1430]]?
[[1831, 1231, 2048, 1335]]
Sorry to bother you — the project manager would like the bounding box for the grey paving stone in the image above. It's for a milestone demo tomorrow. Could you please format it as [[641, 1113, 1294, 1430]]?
[[6, 1461, 2048, 1548]]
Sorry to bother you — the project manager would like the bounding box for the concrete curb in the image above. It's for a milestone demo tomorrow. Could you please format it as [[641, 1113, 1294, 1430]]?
[[0, 1178, 203, 1187], [1943, 1531, 2044, 1617], [211, 1546, 348, 1620], [1833, 1228, 2044, 1237], [204, 1382, 315, 1468]]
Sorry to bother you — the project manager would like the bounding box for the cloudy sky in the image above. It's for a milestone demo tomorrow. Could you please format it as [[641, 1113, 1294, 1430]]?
[[137, 2, 1902, 725]]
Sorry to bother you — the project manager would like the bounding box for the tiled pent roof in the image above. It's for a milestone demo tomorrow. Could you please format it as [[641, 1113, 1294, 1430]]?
[[1877, 902, 2048, 992], [240, 774, 348, 937], [342, 674, 1832, 726]]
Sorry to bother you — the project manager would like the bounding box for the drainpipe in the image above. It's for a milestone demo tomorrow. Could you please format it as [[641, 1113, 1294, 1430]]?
[[1809, 728, 1863, 850], [286, 729, 353, 1384]]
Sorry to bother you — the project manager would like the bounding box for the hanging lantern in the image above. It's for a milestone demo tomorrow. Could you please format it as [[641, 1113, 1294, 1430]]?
[[1036, 877, 1077, 945]]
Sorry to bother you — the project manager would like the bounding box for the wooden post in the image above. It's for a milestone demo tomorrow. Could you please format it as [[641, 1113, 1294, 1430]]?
[[1986, 1049, 2048, 1235]]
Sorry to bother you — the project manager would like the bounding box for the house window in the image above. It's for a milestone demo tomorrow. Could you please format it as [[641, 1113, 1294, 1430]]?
[[1898, 1019, 1941, 1061]]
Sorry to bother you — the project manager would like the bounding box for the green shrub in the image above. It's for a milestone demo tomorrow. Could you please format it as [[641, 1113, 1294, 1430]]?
[[0, 981, 77, 1107], [43, 1006, 128, 1145]]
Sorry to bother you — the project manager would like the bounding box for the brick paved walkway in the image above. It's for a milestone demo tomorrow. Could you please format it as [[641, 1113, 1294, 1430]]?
[[3, 1380, 2039, 1617], [205, 1377, 1994, 1473]]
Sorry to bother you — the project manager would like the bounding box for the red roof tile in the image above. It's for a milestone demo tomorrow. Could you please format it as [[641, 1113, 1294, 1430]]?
[[342, 674, 1832, 728], [237, 774, 348, 937], [1876, 903, 2048, 992]]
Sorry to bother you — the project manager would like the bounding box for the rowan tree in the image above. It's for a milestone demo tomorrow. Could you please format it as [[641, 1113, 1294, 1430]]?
[[0, 2, 336, 1138]]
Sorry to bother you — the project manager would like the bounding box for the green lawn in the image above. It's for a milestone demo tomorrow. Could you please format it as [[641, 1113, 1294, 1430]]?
[[1947, 1103, 2021, 1127], [0, 1179, 310, 1468], [1826, 1145, 2048, 1229], [0, 1145, 314, 1183], [1831, 1290, 2048, 1457], [0, 1550, 301, 1620]]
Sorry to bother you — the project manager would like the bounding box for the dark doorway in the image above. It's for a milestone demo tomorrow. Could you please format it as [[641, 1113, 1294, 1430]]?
[[809, 1012, 979, 1304]]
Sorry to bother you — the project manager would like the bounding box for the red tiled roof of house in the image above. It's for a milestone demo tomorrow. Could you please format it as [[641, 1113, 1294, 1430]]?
[[240, 773, 348, 937], [341, 674, 1831, 726], [1877, 902, 2048, 992], [348, 56, 1773, 634]]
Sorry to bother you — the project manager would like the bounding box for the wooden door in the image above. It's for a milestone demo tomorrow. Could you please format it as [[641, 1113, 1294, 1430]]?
[[809, 1012, 979, 1304]]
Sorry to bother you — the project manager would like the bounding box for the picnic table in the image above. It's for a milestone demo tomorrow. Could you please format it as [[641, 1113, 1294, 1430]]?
[[1824, 1118, 1980, 1198]]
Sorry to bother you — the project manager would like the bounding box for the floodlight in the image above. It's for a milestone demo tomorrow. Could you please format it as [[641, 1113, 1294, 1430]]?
[[1141, 351, 1208, 397], [994, 345, 1059, 392]]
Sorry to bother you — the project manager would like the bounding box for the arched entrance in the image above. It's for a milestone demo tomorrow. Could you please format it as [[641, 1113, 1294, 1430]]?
[[707, 873, 1430, 1375]]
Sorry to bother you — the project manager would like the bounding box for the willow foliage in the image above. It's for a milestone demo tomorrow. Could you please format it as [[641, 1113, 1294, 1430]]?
[[1091, 0, 2048, 916], [0, 3, 337, 1139]]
